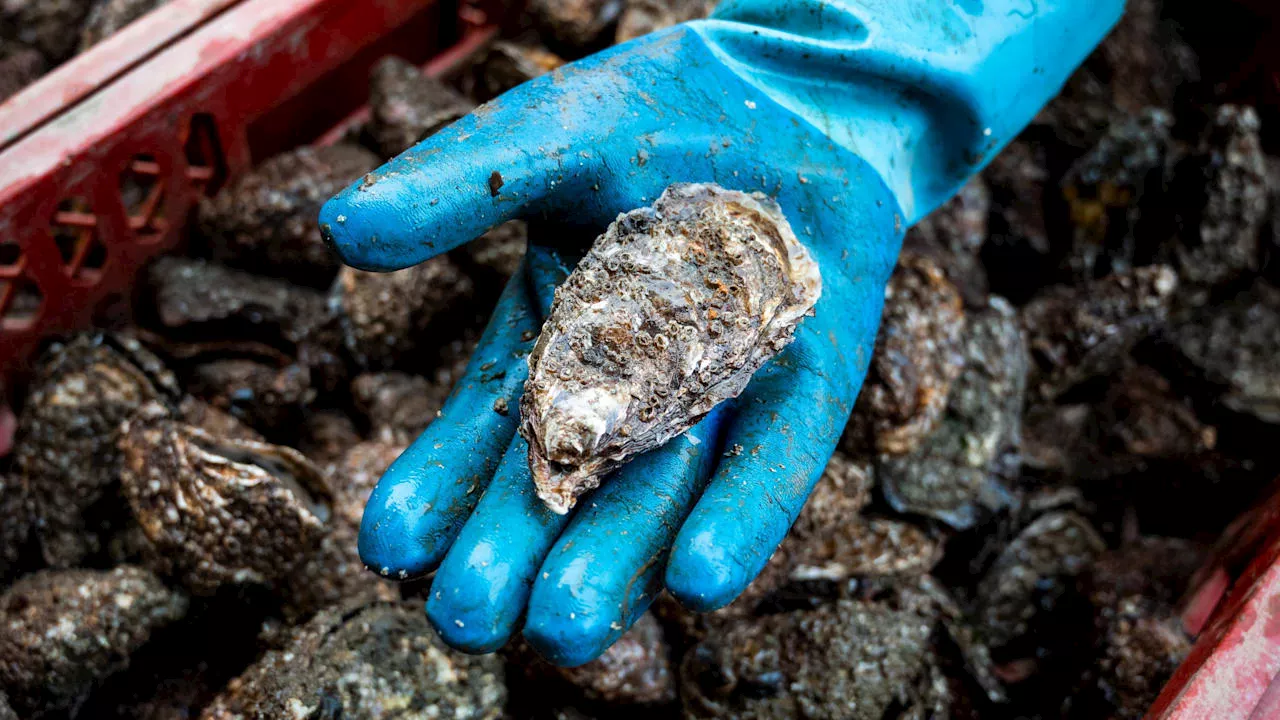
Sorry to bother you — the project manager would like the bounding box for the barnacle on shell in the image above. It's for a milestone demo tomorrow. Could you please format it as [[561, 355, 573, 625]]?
[[520, 183, 822, 514]]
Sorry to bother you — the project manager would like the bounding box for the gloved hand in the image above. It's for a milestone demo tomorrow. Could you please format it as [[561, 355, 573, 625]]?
[[321, 0, 1124, 666]]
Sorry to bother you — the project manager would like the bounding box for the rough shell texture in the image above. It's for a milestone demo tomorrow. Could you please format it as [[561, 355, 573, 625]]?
[[198, 145, 380, 281], [0, 0, 95, 62], [1085, 535, 1203, 712], [844, 252, 966, 456], [1078, 539, 1204, 720], [530, 0, 623, 50], [351, 372, 451, 443], [189, 359, 315, 434], [877, 298, 1027, 529], [1021, 265, 1177, 398], [615, 0, 716, 43], [0, 566, 187, 718], [333, 255, 473, 370], [759, 453, 937, 595], [1061, 108, 1175, 282], [16, 333, 179, 567], [679, 452, 879, 618], [283, 441, 403, 615], [1167, 280, 1280, 423], [516, 613, 675, 705], [1099, 364, 1217, 458], [0, 46, 45, 104], [200, 602, 506, 720], [1089, 599, 1191, 720], [367, 56, 474, 159], [1167, 105, 1268, 293], [345, 327, 481, 443], [903, 176, 991, 307], [118, 403, 333, 594], [1019, 385, 1216, 486], [559, 613, 674, 705], [345, 327, 476, 440], [1083, 538, 1206, 617], [459, 220, 528, 290], [974, 511, 1105, 648], [521, 183, 821, 513], [79, 0, 168, 50], [149, 257, 335, 348], [680, 600, 932, 720], [177, 396, 265, 443], [472, 41, 564, 101]]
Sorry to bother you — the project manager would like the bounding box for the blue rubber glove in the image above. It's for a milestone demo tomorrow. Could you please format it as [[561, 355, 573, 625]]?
[[321, 0, 1123, 666]]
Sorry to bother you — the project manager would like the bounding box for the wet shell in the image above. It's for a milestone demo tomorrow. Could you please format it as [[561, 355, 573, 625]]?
[[200, 602, 506, 720], [0, 566, 188, 718], [16, 333, 180, 567], [118, 403, 333, 594], [520, 183, 821, 513]]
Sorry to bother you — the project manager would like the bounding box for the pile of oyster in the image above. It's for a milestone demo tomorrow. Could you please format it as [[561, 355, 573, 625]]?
[[2, 0, 1280, 718]]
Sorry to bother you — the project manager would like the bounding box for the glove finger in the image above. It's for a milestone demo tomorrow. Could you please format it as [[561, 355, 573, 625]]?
[[524, 242, 576, 317], [522, 409, 726, 667], [357, 266, 540, 579], [425, 432, 571, 654], [664, 336, 856, 612], [320, 42, 668, 274], [319, 92, 578, 271]]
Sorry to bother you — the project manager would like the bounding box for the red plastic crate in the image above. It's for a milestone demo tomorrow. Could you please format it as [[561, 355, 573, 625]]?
[[0, 0, 498, 379], [1148, 478, 1280, 720]]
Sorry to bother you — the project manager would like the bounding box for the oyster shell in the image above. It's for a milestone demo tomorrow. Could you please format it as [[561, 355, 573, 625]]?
[[520, 183, 822, 513], [0, 566, 188, 718], [118, 402, 333, 594], [200, 602, 506, 720], [16, 332, 180, 567]]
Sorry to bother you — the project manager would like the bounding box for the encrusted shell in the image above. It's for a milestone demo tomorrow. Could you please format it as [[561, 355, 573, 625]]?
[[520, 183, 822, 513], [118, 403, 333, 594], [0, 566, 188, 718], [16, 333, 179, 567], [200, 602, 506, 720]]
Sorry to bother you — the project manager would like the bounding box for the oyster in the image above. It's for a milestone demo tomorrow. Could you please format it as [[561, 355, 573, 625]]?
[[118, 402, 333, 594], [469, 41, 564, 102], [0, 566, 188, 718], [331, 254, 473, 369], [680, 600, 934, 720], [842, 251, 966, 457], [520, 183, 821, 513], [367, 56, 474, 159], [200, 602, 506, 720], [615, 0, 717, 44], [16, 332, 180, 567], [510, 613, 675, 705], [530, 0, 623, 51]]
